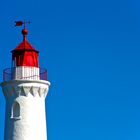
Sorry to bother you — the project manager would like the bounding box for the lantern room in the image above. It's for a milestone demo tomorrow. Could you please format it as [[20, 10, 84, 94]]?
[[3, 22, 48, 81], [11, 28, 39, 67]]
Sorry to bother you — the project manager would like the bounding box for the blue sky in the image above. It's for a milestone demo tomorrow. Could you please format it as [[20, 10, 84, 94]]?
[[1, 0, 140, 140]]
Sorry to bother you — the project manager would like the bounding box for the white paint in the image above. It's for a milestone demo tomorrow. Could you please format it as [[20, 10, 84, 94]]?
[[13, 66, 39, 80], [1, 79, 50, 140]]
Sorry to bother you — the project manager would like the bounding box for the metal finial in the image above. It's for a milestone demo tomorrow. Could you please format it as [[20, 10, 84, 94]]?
[[15, 20, 31, 41]]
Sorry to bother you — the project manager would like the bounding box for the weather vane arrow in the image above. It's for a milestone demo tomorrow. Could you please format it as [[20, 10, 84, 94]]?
[[15, 21, 31, 28]]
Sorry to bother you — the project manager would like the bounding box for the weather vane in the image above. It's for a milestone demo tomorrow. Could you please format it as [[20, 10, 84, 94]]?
[[15, 20, 31, 28]]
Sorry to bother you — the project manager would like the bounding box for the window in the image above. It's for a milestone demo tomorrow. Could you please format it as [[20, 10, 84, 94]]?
[[11, 101, 21, 119]]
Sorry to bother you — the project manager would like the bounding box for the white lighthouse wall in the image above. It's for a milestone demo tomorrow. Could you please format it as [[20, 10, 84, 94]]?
[[13, 66, 39, 80], [1, 80, 50, 140]]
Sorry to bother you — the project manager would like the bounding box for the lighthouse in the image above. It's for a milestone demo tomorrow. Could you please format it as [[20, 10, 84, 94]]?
[[1, 22, 50, 140]]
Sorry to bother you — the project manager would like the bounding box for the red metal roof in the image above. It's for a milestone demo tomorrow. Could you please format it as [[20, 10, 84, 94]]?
[[12, 28, 38, 52], [14, 40, 37, 51]]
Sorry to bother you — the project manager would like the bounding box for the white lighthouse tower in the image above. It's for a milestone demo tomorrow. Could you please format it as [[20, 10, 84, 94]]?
[[1, 22, 50, 140]]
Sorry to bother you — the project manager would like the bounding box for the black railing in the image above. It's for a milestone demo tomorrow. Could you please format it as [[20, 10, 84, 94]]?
[[3, 67, 47, 81]]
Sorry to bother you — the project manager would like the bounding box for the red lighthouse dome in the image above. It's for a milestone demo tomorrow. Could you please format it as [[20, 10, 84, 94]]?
[[11, 28, 39, 67]]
